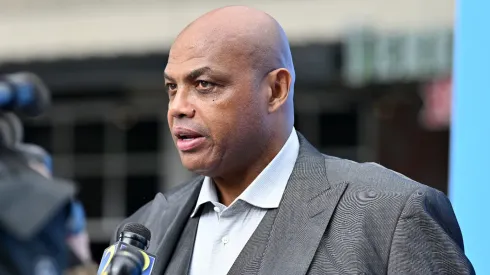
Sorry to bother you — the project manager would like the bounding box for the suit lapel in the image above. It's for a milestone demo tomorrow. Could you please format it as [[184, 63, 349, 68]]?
[[258, 183, 347, 275], [141, 177, 203, 274], [164, 216, 200, 275], [227, 207, 279, 275], [229, 135, 347, 275], [258, 137, 348, 275]]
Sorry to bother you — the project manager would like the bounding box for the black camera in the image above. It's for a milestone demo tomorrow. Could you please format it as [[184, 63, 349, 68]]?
[[0, 72, 80, 275]]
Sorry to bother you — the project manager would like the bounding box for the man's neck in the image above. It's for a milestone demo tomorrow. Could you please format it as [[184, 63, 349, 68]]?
[[211, 132, 290, 206]]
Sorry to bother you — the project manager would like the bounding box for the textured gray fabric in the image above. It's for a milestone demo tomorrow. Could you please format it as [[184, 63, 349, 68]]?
[[116, 133, 474, 275], [164, 216, 199, 275]]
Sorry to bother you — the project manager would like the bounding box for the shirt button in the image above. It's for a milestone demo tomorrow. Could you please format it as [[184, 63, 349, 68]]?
[[222, 236, 229, 244], [213, 206, 220, 213]]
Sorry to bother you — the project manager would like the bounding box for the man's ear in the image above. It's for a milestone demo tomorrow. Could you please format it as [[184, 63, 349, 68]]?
[[266, 68, 292, 113]]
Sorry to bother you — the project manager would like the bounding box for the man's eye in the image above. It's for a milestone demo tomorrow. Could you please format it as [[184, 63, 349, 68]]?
[[166, 83, 177, 91], [197, 81, 215, 89]]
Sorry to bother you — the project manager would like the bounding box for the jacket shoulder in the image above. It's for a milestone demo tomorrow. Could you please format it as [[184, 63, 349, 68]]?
[[323, 155, 435, 195], [322, 155, 446, 223]]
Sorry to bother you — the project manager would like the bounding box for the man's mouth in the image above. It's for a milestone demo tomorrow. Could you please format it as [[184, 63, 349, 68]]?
[[173, 127, 206, 151], [177, 134, 202, 140]]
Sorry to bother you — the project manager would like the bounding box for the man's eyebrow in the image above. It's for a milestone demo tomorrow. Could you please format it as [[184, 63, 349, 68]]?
[[164, 67, 216, 83], [187, 67, 212, 81], [163, 72, 175, 82]]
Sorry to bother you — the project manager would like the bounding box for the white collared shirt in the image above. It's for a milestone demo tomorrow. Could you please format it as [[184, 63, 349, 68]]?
[[189, 128, 300, 275]]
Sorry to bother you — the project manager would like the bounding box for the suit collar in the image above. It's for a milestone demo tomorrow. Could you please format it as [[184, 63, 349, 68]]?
[[229, 133, 348, 275], [257, 134, 348, 275]]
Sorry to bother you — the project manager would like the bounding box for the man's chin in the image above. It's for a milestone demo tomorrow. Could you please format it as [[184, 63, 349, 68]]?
[[179, 155, 217, 176]]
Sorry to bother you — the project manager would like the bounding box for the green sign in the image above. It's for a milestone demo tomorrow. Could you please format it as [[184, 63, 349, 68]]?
[[343, 28, 453, 86]]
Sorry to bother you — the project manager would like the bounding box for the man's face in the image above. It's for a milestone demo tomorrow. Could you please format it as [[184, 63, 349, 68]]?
[[164, 34, 267, 176]]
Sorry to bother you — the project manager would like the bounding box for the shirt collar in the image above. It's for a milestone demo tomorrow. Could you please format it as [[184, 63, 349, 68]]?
[[191, 128, 300, 217]]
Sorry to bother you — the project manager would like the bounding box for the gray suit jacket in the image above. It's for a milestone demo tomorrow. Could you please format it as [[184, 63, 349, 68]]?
[[117, 134, 474, 275]]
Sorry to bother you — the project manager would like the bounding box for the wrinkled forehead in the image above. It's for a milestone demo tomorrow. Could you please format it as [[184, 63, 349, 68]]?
[[165, 30, 255, 77]]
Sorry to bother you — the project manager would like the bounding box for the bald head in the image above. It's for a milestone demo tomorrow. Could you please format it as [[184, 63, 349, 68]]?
[[165, 6, 296, 179], [172, 6, 295, 95]]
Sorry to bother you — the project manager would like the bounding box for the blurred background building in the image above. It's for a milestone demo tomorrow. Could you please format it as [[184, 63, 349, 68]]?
[[0, 0, 454, 261]]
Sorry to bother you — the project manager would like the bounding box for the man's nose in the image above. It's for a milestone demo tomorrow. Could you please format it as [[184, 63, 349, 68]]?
[[168, 91, 195, 119]]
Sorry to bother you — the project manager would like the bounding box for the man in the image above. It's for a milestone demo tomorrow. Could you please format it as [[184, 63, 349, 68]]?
[[116, 6, 474, 275]]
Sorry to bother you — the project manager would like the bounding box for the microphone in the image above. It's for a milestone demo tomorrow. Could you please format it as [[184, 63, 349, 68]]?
[[0, 72, 50, 117], [97, 223, 156, 275]]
